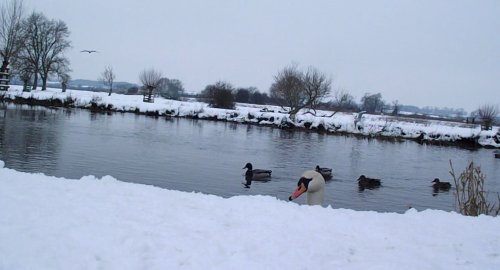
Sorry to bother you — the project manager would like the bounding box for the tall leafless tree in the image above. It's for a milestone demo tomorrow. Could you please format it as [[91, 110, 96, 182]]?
[[139, 68, 162, 102], [18, 12, 71, 90], [17, 12, 45, 90], [11, 54, 33, 90], [391, 100, 400, 115], [39, 18, 71, 90], [54, 59, 71, 92], [303, 66, 332, 115], [270, 64, 305, 119], [478, 104, 498, 130], [0, 0, 24, 73], [333, 88, 357, 111], [270, 64, 332, 119], [157, 77, 185, 100], [99, 65, 115, 96], [58, 72, 70, 92], [361, 93, 384, 113]]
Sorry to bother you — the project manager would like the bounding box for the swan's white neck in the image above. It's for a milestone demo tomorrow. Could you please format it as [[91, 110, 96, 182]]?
[[301, 170, 325, 206]]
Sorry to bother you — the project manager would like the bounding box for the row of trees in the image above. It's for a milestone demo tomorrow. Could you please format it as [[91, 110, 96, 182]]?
[[199, 65, 334, 115], [97, 63, 494, 127], [98, 65, 186, 99], [198, 64, 387, 118], [201, 82, 271, 109], [103, 63, 381, 117], [0, 0, 71, 91], [234, 87, 271, 105]]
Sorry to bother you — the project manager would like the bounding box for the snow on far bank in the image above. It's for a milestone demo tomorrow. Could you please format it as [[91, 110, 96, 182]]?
[[1, 163, 500, 270], [2, 86, 499, 148]]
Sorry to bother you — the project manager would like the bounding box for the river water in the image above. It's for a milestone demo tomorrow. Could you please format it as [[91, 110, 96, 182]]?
[[1, 103, 499, 213]]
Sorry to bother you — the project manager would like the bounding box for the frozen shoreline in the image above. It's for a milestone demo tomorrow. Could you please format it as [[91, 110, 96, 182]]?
[[1, 86, 499, 149]]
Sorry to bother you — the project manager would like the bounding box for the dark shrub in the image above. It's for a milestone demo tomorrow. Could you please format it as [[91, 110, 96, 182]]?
[[201, 81, 235, 109]]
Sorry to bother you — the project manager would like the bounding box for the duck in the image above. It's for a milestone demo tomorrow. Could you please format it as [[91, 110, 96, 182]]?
[[357, 175, 381, 189], [432, 178, 451, 191], [288, 170, 325, 206], [315, 165, 332, 179], [242, 163, 272, 180]]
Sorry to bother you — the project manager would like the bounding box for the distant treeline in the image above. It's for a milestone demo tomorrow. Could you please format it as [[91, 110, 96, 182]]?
[[18, 78, 476, 119]]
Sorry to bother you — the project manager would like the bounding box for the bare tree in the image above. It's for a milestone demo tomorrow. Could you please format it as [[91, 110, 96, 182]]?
[[157, 77, 185, 100], [53, 57, 71, 92], [17, 12, 45, 90], [360, 93, 384, 113], [391, 100, 400, 115], [478, 104, 498, 130], [0, 0, 24, 73], [17, 12, 71, 90], [303, 66, 332, 115], [139, 68, 162, 102], [11, 51, 33, 91], [39, 18, 71, 90], [332, 88, 357, 111], [59, 72, 70, 92], [270, 64, 305, 119], [99, 65, 115, 96], [270, 64, 332, 119]]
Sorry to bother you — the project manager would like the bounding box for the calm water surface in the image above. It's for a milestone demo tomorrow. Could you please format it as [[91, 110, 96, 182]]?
[[1, 104, 499, 213]]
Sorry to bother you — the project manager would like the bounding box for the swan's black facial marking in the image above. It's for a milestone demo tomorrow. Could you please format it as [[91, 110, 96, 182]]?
[[297, 177, 313, 190]]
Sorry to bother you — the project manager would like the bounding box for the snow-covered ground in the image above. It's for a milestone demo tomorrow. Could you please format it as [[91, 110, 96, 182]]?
[[1, 86, 499, 148], [1, 161, 499, 269]]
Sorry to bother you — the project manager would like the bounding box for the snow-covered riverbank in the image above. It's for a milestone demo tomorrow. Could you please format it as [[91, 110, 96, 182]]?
[[1, 86, 499, 148], [1, 161, 499, 270]]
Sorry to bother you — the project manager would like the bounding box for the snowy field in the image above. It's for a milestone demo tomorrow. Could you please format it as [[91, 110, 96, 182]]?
[[2, 86, 499, 148], [1, 161, 499, 269]]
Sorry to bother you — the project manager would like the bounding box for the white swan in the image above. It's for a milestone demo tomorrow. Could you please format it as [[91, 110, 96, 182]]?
[[288, 170, 325, 206]]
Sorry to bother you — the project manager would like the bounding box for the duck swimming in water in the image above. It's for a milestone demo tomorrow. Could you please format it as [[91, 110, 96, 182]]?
[[357, 175, 382, 189], [315, 165, 332, 179], [432, 178, 451, 191], [289, 170, 325, 206], [243, 163, 272, 180]]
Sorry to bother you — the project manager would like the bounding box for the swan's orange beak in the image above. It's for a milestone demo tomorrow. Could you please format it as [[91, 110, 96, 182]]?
[[290, 183, 307, 200]]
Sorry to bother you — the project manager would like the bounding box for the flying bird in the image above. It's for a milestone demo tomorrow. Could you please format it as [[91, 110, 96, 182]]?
[[80, 50, 98, 54]]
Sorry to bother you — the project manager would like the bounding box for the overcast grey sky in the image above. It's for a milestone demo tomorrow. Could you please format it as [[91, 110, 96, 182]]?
[[24, 0, 499, 112]]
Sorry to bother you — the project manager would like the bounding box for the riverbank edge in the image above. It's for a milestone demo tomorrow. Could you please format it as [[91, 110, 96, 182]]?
[[1, 93, 499, 150]]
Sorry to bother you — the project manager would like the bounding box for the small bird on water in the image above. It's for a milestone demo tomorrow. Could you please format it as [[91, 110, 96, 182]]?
[[315, 165, 332, 179], [357, 175, 381, 189], [242, 163, 272, 180], [431, 178, 451, 191]]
